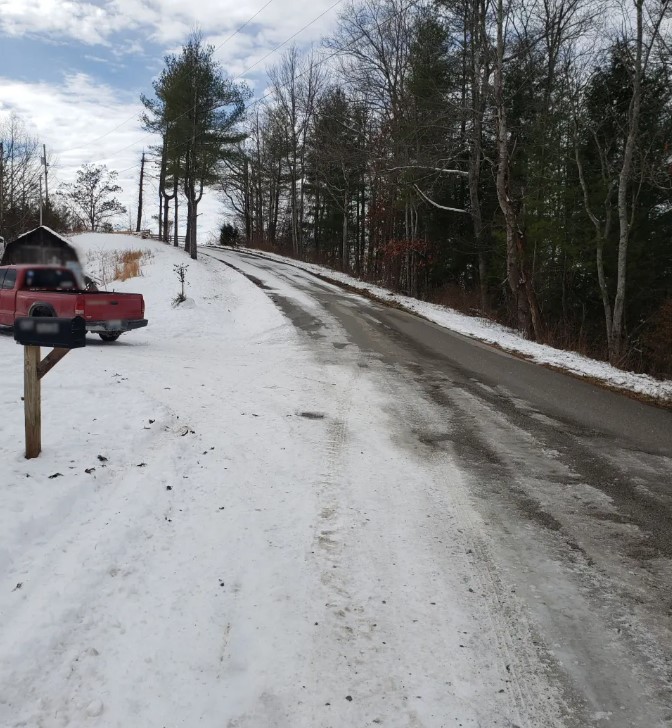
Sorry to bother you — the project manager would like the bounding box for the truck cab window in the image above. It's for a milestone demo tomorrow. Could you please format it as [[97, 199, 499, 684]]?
[[2, 269, 16, 290], [25, 269, 76, 290]]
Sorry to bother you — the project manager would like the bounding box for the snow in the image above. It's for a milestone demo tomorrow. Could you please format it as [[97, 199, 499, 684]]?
[[10, 225, 75, 247], [0, 233, 570, 726], [219, 246, 672, 404]]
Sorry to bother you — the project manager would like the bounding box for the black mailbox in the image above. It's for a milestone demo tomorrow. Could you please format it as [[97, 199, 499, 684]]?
[[14, 316, 87, 349]]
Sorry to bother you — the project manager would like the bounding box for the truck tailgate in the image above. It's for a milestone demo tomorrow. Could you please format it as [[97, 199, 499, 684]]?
[[81, 292, 144, 321]]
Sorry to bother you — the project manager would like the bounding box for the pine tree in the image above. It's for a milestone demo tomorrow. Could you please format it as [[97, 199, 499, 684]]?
[[142, 32, 249, 259]]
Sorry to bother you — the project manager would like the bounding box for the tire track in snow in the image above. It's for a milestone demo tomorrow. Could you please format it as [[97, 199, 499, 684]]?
[[371, 359, 574, 728], [424, 380, 672, 727], [214, 249, 571, 725]]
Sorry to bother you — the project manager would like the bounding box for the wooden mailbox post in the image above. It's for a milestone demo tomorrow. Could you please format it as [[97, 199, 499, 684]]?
[[14, 317, 86, 459]]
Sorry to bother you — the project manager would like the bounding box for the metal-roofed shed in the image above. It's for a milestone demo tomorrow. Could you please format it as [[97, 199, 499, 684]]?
[[0, 226, 80, 266]]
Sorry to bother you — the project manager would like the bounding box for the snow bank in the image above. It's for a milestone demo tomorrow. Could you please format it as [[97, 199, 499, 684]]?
[[222, 247, 672, 404], [0, 234, 324, 726]]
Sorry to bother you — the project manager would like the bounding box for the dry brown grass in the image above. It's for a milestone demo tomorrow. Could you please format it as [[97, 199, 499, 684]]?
[[85, 248, 153, 288], [114, 250, 147, 280]]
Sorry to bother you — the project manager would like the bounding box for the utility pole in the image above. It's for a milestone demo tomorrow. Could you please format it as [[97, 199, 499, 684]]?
[[42, 144, 49, 209], [136, 150, 145, 233], [39, 177, 43, 226]]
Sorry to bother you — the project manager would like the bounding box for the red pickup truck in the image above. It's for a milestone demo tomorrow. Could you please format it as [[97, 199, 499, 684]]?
[[0, 265, 147, 342]]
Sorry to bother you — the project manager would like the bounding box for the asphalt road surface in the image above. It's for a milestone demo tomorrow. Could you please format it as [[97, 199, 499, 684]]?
[[206, 247, 672, 727]]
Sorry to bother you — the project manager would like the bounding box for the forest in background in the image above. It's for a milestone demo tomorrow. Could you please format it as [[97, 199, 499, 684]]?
[[2, 0, 671, 378], [224, 0, 672, 377]]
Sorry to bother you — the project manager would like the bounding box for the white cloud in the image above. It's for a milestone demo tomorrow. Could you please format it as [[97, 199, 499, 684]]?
[[0, 0, 348, 238], [3, 74, 230, 236], [0, 0, 342, 58], [0, 0, 126, 45], [0, 74, 226, 236], [0, 75, 160, 230]]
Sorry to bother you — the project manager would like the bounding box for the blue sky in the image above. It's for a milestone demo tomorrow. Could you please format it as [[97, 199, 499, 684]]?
[[0, 0, 343, 236], [0, 32, 161, 89]]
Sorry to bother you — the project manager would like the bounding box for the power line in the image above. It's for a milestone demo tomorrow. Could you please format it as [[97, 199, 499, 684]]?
[[116, 162, 143, 175], [54, 0, 279, 157], [105, 0, 422, 166], [85, 0, 348, 166], [57, 113, 140, 155], [234, 0, 344, 79], [53, 0, 422, 228], [215, 0, 424, 122], [213, 0, 278, 57]]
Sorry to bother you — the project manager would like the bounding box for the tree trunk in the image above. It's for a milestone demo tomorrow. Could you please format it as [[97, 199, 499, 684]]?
[[575, 127, 615, 356], [469, 139, 487, 310], [611, 0, 643, 361], [272, 163, 282, 246], [291, 151, 299, 255], [135, 151, 144, 232], [494, 0, 526, 334], [468, 0, 488, 312], [243, 156, 252, 243], [360, 181, 367, 276], [158, 190, 163, 241], [493, 0, 542, 339], [174, 187, 179, 248], [517, 231, 544, 340], [315, 185, 321, 257], [159, 146, 177, 244], [342, 196, 348, 271], [184, 148, 193, 256], [163, 194, 170, 242], [184, 177, 203, 261], [189, 202, 198, 260]]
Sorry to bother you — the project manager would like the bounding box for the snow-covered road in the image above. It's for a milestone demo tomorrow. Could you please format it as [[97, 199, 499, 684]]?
[[1, 235, 670, 727]]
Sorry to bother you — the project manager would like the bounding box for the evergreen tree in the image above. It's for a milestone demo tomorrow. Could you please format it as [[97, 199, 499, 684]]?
[[142, 32, 249, 259]]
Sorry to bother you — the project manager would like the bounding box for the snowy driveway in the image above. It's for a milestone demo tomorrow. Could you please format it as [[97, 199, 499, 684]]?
[[1, 236, 671, 727]]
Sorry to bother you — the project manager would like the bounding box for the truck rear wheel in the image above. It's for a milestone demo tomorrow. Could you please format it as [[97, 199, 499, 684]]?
[[99, 332, 122, 342], [30, 306, 55, 317]]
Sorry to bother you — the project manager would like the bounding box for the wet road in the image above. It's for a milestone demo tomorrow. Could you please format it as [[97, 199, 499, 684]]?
[[206, 247, 672, 727]]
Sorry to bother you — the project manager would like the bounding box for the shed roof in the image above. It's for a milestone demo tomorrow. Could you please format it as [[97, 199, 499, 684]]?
[[11, 226, 75, 247], [1, 226, 80, 266]]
